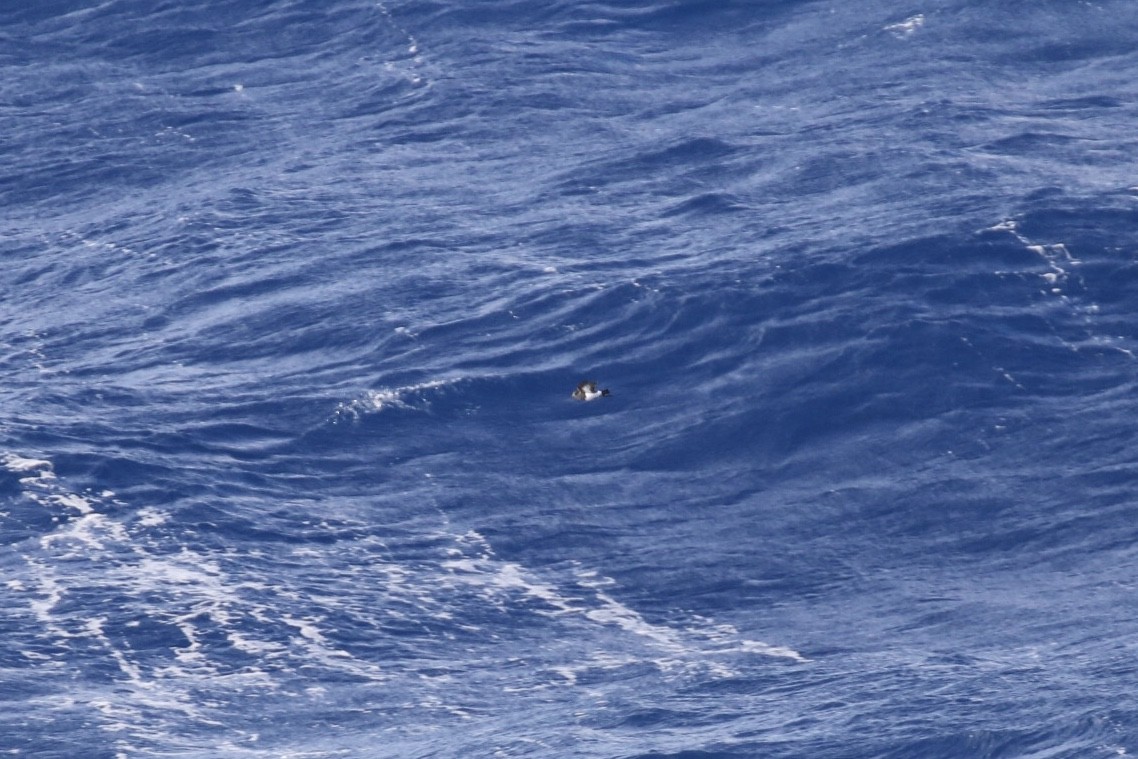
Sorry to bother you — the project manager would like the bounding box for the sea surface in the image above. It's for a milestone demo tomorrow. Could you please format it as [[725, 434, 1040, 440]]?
[[5, 1, 1138, 757]]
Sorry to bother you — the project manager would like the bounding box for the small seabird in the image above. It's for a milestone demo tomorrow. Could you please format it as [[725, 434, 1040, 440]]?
[[572, 380, 610, 401]]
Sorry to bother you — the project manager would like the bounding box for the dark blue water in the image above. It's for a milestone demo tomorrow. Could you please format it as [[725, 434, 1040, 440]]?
[[5, 1, 1138, 757]]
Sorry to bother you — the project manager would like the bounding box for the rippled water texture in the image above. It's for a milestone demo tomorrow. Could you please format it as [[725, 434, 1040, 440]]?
[[4, 1, 1138, 757]]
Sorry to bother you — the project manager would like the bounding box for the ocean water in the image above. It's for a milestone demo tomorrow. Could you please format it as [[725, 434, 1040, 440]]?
[[5, 1, 1138, 757]]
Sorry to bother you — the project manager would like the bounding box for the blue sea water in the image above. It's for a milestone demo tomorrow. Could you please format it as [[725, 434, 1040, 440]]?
[[5, 1, 1138, 756]]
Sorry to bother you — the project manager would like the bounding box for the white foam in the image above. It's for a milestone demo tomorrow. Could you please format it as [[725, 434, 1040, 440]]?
[[5, 453, 123, 542], [7, 445, 807, 754], [885, 14, 924, 37], [19, 472, 55, 488], [987, 219, 1017, 233], [3, 454, 53, 473], [227, 631, 286, 656], [418, 694, 473, 720], [50, 493, 95, 515], [25, 561, 66, 627], [982, 220, 1132, 357], [281, 615, 329, 646], [136, 507, 167, 527], [334, 378, 462, 419], [86, 617, 147, 686], [585, 590, 685, 652], [6, 469, 411, 749], [738, 638, 810, 663], [441, 545, 807, 672], [443, 557, 576, 615], [40, 513, 127, 554], [550, 666, 578, 685]]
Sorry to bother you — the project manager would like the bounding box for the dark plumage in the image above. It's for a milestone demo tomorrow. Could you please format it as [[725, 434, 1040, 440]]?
[[572, 380, 610, 401]]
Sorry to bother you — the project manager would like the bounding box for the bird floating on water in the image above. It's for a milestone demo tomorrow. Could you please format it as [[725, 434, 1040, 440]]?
[[572, 380, 610, 401]]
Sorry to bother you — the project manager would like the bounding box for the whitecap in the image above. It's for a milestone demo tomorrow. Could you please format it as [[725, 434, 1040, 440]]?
[[885, 14, 925, 37]]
